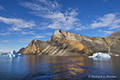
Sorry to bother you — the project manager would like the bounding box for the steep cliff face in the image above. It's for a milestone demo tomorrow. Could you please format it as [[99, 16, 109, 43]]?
[[40, 35, 91, 56], [50, 30, 108, 53], [105, 30, 120, 54], [18, 30, 120, 56]]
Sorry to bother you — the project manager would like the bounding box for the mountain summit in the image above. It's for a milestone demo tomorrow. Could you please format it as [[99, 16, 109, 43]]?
[[18, 30, 120, 56]]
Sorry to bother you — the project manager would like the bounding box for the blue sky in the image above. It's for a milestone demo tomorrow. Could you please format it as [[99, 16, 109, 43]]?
[[0, 0, 120, 52]]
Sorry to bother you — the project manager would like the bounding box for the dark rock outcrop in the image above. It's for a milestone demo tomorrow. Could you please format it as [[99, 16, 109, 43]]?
[[18, 30, 120, 56], [18, 47, 25, 53]]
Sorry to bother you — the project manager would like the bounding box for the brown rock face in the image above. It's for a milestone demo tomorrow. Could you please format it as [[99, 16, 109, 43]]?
[[50, 30, 108, 54], [107, 30, 120, 39], [18, 30, 120, 56], [105, 30, 120, 54], [19, 40, 49, 55], [40, 36, 91, 56]]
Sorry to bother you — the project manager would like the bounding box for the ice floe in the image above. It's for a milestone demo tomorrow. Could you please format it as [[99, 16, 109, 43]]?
[[115, 54, 119, 56], [88, 52, 111, 60]]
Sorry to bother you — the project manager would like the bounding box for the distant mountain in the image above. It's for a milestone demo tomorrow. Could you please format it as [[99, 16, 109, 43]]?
[[0, 52, 10, 53], [1, 53, 9, 55], [107, 30, 120, 38], [18, 30, 120, 56], [0, 52, 10, 55]]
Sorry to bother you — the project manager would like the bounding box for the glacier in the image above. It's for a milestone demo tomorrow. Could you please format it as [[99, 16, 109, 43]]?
[[9, 50, 23, 57], [88, 52, 111, 60]]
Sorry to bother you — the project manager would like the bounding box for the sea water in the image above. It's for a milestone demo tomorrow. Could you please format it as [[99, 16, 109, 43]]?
[[0, 55, 120, 80]]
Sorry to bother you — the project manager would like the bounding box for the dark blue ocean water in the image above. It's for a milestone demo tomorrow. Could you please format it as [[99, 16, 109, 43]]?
[[0, 55, 120, 80]]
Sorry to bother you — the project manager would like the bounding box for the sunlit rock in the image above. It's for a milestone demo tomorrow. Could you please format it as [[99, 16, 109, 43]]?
[[18, 30, 120, 56], [88, 52, 111, 60]]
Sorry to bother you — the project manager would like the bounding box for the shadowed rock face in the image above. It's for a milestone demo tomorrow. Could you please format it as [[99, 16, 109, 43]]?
[[18, 30, 120, 56], [17, 47, 25, 53], [105, 30, 120, 54]]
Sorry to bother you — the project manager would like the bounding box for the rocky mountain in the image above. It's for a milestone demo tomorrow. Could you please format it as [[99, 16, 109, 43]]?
[[106, 30, 120, 54], [17, 47, 25, 53], [107, 30, 120, 39], [18, 30, 120, 56]]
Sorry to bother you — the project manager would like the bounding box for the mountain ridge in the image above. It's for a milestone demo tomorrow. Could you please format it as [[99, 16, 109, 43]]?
[[18, 30, 120, 56]]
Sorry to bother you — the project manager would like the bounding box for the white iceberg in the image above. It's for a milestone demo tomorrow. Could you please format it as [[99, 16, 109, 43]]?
[[9, 50, 23, 57], [18, 53, 23, 56], [115, 54, 119, 56], [88, 52, 111, 60]]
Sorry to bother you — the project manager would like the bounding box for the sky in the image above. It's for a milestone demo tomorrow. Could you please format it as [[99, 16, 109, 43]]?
[[0, 0, 120, 52]]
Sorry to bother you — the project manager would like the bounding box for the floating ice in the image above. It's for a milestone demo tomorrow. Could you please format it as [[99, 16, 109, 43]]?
[[9, 50, 23, 57], [88, 52, 111, 60], [115, 54, 119, 56], [18, 53, 23, 56]]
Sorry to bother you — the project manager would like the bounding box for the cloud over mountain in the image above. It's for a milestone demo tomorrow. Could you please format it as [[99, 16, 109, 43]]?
[[20, 0, 81, 30]]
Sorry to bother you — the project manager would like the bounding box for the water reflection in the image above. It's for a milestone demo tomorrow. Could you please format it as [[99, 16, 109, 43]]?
[[48, 56, 85, 79], [23, 56, 86, 80], [110, 56, 120, 79], [0, 55, 120, 80], [0, 55, 29, 80], [93, 59, 113, 75]]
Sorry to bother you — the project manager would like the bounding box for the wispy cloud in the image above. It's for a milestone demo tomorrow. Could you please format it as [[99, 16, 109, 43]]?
[[20, 0, 81, 30], [15, 38, 33, 43], [75, 26, 88, 30], [103, 30, 113, 35], [20, 0, 61, 12], [0, 32, 10, 35], [2, 40, 9, 42], [103, 0, 109, 2], [20, 0, 119, 31], [45, 32, 53, 36], [98, 29, 113, 35], [21, 31, 35, 35], [90, 13, 120, 30], [15, 35, 45, 43], [47, 9, 80, 30], [34, 36, 45, 38], [90, 13, 116, 29], [109, 18, 120, 29], [0, 16, 36, 31], [0, 5, 6, 11]]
